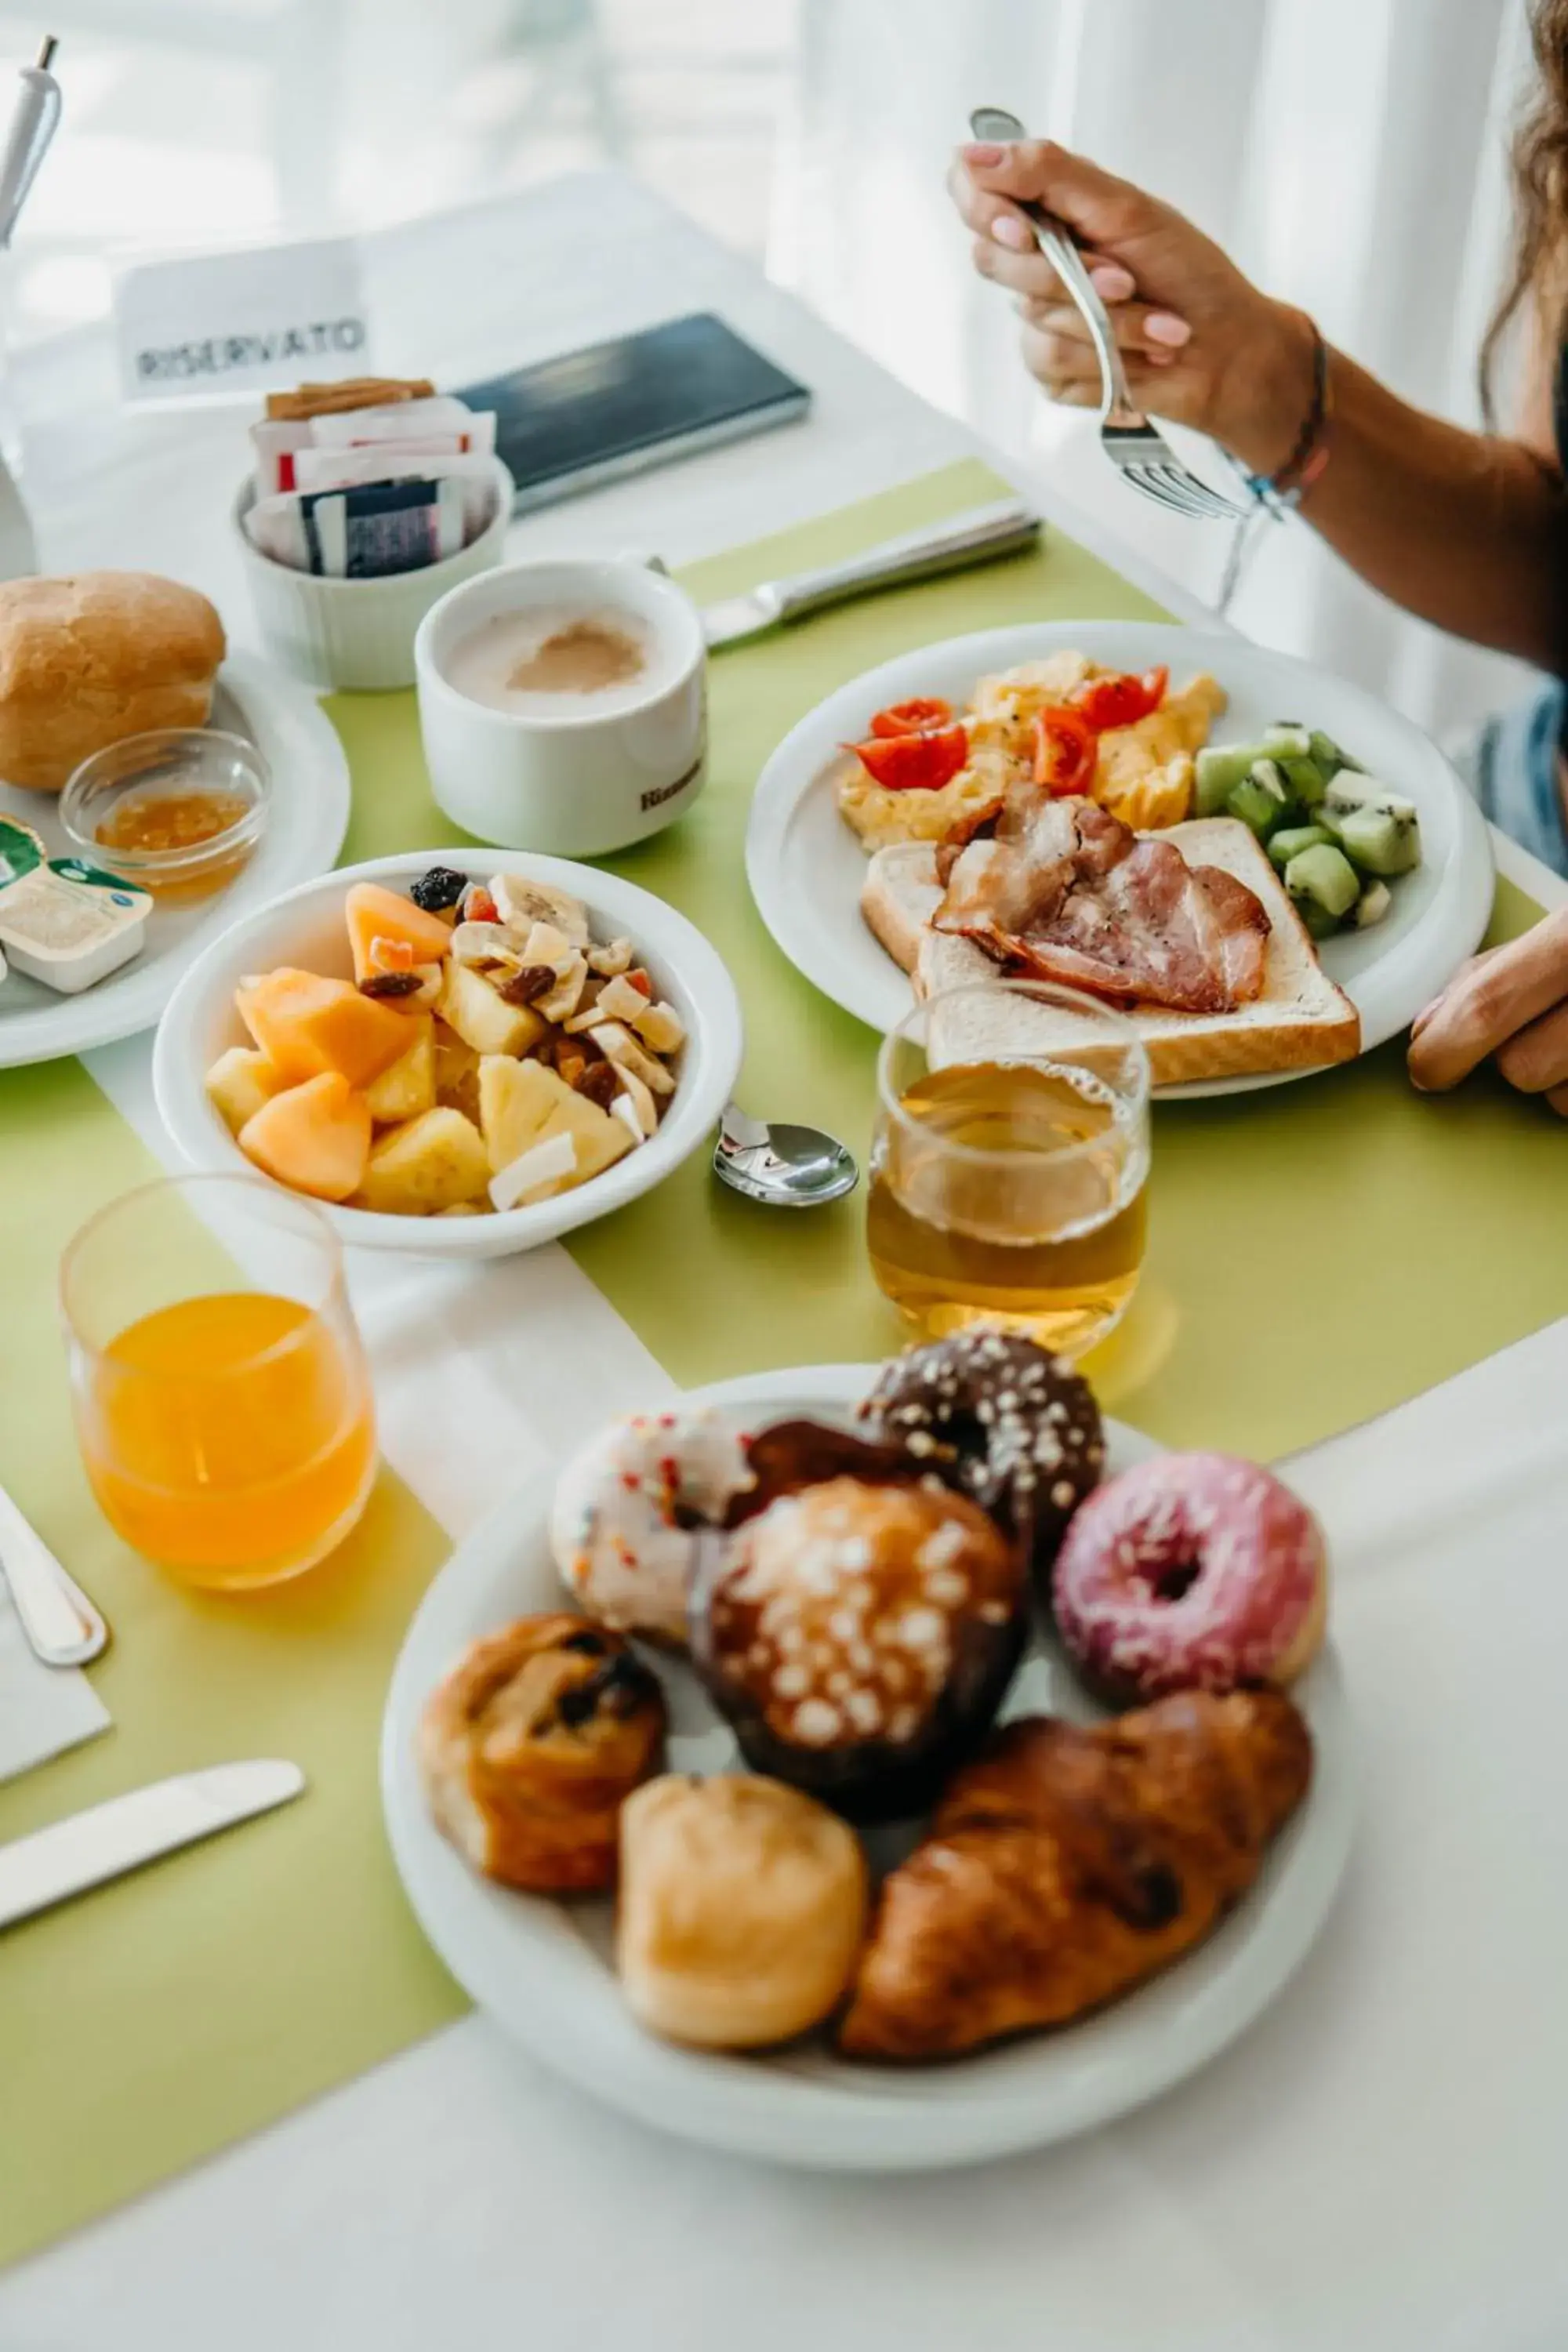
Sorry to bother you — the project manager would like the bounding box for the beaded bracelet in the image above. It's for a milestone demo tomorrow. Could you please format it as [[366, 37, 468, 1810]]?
[[1218, 319, 1332, 612], [1243, 318, 1333, 514]]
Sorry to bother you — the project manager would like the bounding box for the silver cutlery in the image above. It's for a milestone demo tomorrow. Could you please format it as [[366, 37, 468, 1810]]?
[[0, 1479, 107, 1668], [712, 1104, 858, 1207], [701, 498, 1041, 648], [969, 107, 1247, 524], [0, 1759, 306, 1931]]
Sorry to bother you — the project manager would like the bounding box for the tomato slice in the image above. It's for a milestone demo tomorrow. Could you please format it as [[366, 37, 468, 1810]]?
[[868, 695, 954, 739], [1069, 666, 1168, 731], [1031, 706, 1097, 795], [849, 724, 968, 792]]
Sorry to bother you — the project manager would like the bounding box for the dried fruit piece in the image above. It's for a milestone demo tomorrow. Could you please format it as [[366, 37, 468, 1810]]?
[[498, 964, 557, 1006], [408, 866, 466, 913], [575, 1060, 618, 1108], [358, 971, 424, 1000]]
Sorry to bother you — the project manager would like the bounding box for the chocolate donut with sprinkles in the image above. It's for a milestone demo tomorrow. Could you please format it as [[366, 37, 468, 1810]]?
[[1052, 1453, 1327, 1707], [863, 1330, 1105, 1577], [690, 1475, 1028, 1822]]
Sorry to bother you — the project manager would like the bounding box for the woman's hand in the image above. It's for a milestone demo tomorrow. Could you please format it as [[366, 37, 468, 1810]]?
[[1408, 909, 1568, 1112], [948, 138, 1314, 479]]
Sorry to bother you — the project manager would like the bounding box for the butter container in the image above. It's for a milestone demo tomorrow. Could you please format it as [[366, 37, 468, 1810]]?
[[0, 818, 152, 993]]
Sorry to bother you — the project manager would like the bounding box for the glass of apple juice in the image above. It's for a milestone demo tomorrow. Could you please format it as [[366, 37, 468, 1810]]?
[[866, 978, 1151, 1361]]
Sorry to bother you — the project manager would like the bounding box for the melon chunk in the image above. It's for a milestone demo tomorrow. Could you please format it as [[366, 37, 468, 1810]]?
[[344, 881, 455, 984], [436, 958, 544, 1058], [238, 1072, 372, 1202], [364, 1017, 436, 1124], [236, 968, 411, 1089], [354, 1106, 491, 1215], [205, 1045, 285, 1134]]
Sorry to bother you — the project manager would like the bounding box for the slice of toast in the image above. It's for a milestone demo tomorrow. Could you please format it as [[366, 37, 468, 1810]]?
[[859, 818, 1360, 1087]]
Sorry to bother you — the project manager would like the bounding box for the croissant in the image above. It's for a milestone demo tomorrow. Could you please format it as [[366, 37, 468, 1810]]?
[[838, 1688, 1312, 2061]]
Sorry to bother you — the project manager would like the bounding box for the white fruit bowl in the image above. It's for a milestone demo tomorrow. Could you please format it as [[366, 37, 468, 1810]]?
[[152, 848, 744, 1259]]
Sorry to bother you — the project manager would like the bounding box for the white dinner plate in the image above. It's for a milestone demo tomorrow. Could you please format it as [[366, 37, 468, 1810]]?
[[745, 620, 1496, 1098], [382, 1363, 1356, 2171], [0, 652, 350, 1068]]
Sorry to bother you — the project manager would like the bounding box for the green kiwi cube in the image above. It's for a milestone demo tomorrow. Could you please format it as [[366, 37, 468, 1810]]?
[[1268, 823, 1333, 871], [1284, 841, 1362, 920], [1227, 775, 1284, 837]]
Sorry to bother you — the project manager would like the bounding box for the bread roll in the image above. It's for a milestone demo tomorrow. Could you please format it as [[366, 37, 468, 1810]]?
[[617, 1775, 867, 2048], [0, 572, 226, 791]]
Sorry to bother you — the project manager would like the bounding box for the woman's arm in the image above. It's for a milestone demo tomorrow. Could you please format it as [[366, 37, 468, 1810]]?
[[951, 140, 1568, 673]]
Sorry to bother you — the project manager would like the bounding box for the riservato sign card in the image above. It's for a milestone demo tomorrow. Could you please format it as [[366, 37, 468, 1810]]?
[[114, 236, 372, 406]]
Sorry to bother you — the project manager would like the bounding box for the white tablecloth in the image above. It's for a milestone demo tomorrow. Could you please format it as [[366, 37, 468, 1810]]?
[[3, 172, 1564, 2351]]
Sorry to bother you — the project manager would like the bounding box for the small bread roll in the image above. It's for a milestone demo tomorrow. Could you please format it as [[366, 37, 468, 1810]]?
[[419, 1614, 665, 1894], [617, 1774, 868, 2049], [0, 571, 226, 791]]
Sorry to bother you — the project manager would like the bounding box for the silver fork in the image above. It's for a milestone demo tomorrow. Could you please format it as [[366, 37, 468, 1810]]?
[[969, 107, 1249, 523]]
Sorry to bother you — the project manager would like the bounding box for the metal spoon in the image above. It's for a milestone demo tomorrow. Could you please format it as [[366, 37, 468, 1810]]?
[[0, 1481, 107, 1668], [712, 1104, 858, 1208]]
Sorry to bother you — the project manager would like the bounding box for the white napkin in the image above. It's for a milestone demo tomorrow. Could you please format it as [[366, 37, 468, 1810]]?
[[0, 1571, 110, 1784]]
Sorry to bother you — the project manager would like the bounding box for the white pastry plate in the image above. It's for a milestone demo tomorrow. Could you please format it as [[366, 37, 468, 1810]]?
[[744, 620, 1495, 1099], [0, 652, 350, 1068], [381, 1363, 1357, 2172]]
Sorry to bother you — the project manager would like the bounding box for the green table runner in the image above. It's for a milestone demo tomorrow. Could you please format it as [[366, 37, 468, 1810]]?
[[0, 452, 1559, 2269]]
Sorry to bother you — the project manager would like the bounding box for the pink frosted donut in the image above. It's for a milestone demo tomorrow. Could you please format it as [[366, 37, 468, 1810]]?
[[1052, 1453, 1327, 1704]]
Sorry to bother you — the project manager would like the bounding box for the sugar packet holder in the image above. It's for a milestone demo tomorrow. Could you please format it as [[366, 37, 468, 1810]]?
[[252, 397, 495, 496], [232, 456, 514, 691], [245, 452, 499, 580]]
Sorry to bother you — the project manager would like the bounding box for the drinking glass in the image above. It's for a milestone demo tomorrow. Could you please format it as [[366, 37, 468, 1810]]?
[[867, 979, 1152, 1359], [61, 1174, 376, 1590]]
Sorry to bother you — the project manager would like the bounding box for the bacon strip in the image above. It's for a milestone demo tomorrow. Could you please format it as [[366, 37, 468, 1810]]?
[[933, 792, 1269, 1016]]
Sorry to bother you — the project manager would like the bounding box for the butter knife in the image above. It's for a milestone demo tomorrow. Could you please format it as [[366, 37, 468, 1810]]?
[[0, 1759, 306, 1931], [0, 1479, 107, 1667], [701, 498, 1041, 648]]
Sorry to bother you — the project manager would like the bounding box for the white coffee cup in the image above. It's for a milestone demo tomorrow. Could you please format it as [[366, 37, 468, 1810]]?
[[414, 556, 707, 855]]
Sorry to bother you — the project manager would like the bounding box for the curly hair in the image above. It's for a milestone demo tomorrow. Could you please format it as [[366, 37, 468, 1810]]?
[[1481, 0, 1568, 423]]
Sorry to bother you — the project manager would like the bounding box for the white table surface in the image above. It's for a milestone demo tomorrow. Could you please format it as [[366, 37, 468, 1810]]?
[[4, 171, 1566, 2352]]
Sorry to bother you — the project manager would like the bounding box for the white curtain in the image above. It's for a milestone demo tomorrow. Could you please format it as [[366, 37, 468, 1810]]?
[[772, 0, 1543, 738]]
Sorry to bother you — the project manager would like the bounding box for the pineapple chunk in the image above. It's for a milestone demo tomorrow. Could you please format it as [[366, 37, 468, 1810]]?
[[205, 1045, 285, 1134], [588, 1021, 675, 1095], [434, 1200, 487, 1218], [364, 1018, 436, 1124], [437, 958, 544, 1058], [432, 1020, 481, 1123], [477, 1054, 633, 1186], [630, 999, 684, 1055], [536, 1091, 635, 1183], [477, 1054, 569, 1172], [354, 1106, 491, 1214]]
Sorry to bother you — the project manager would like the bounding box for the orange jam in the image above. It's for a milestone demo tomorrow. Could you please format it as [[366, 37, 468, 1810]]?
[[95, 789, 254, 896]]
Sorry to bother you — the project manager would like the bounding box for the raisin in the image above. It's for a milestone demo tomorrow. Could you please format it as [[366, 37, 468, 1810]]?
[[560, 1628, 608, 1657], [358, 971, 423, 999], [555, 1651, 655, 1730], [408, 866, 466, 913], [575, 1062, 618, 1108], [497, 965, 555, 1006]]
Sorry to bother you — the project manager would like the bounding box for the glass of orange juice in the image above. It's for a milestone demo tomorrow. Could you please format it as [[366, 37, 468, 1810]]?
[[61, 1174, 376, 1591]]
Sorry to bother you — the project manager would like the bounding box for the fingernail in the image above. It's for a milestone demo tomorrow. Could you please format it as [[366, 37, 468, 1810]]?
[[1090, 265, 1134, 300], [964, 143, 1005, 165], [1145, 313, 1192, 348], [992, 213, 1033, 252]]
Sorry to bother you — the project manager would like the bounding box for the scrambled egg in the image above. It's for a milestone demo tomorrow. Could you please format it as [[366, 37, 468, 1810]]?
[[836, 657, 1227, 850]]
